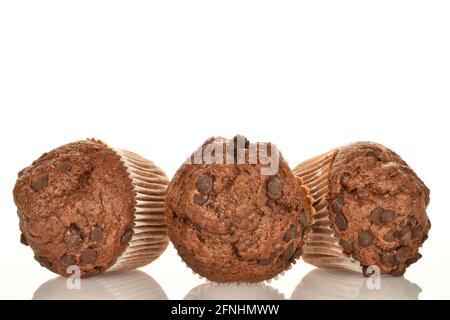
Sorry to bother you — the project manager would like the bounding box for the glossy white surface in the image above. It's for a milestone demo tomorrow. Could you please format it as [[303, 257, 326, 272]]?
[[1, 1, 449, 299], [0, 243, 447, 300]]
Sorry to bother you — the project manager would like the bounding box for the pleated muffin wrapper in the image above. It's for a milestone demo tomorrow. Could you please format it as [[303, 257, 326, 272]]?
[[293, 149, 362, 273], [103, 146, 170, 272]]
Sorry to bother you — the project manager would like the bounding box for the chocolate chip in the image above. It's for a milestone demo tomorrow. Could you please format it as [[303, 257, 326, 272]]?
[[197, 232, 205, 243], [364, 150, 380, 159], [294, 247, 303, 259], [84, 267, 101, 278], [80, 249, 97, 264], [381, 210, 395, 223], [412, 226, 422, 240], [39, 152, 48, 160], [90, 226, 103, 241], [339, 239, 354, 253], [266, 176, 282, 200], [406, 253, 422, 267], [18, 168, 26, 177], [371, 208, 395, 225], [358, 230, 373, 247], [398, 226, 412, 242], [121, 229, 134, 245], [301, 226, 310, 240], [78, 170, 92, 186], [330, 196, 344, 214], [193, 193, 208, 205], [421, 234, 428, 243], [390, 267, 405, 277], [383, 231, 396, 242], [334, 212, 347, 231], [282, 243, 295, 261], [370, 208, 383, 225], [172, 212, 178, 219], [381, 252, 397, 266], [283, 225, 296, 242], [20, 233, 28, 246], [196, 174, 213, 194], [362, 266, 375, 277], [57, 161, 72, 172], [35, 256, 52, 269], [31, 175, 48, 192], [395, 246, 411, 264], [258, 255, 275, 266], [299, 209, 310, 226], [400, 231, 412, 242], [339, 172, 351, 184], [407, 215, 417, 226], [60, 254, 76, 267], [64, 224, 83, 246]]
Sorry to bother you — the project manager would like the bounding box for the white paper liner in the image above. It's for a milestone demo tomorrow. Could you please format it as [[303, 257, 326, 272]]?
[[293, 150, 362, 273], [108, 149, 169, 271]]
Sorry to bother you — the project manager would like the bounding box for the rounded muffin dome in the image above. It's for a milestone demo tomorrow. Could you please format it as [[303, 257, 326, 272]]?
[[328, 142, 430, 276], [14, 139, 169, 277], [165, 136, 313, 283]]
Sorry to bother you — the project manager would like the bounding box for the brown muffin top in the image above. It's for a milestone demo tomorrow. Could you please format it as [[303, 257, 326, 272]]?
[[166, 136, 312, 283], [328, 142, 430, 276], [13, 139, 136, 277]]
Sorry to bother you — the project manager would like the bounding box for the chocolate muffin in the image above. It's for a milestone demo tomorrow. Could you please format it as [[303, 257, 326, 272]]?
[[166, 136, 313, 283], [293, 142, 430, 277], [14, 139, 169, 277]]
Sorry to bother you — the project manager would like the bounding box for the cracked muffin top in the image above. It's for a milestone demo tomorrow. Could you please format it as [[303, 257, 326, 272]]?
[[328, 142, 430, 276], [165, 136, 312, 283], [13, 139, 136, 277]]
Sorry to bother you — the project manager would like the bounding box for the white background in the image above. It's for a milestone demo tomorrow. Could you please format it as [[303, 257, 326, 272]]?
[[0, 1, 449, 299]]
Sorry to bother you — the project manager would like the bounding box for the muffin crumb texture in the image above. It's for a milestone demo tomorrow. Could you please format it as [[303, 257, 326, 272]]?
[[166, 137, 313, 283], [13, 140, 136, 277], [328, 142, 430, 276]]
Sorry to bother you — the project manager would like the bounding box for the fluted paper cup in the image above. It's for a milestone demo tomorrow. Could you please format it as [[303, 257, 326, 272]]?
[[293, 149, 362, 272], [108, 148, 169, 271]]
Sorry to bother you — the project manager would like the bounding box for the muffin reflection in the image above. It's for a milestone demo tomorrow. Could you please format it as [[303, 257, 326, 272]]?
[[291, 268, 421, 300], [185, 282, 285, 300], [33, 270, 167, 300]]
